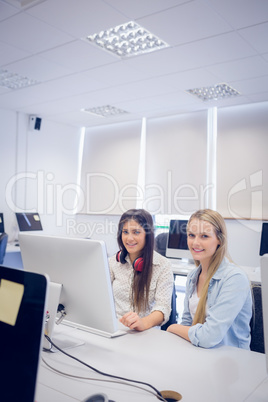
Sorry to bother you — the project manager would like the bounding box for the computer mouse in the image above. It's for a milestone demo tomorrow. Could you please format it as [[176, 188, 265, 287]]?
[[82, 393, 110, 402]]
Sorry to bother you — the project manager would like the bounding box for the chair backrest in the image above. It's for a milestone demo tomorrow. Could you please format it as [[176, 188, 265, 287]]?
[[161, 283, 178, 331], [155, 232, 168, 256], [0, 232, 8, 265], [250, 284, 265, 353]]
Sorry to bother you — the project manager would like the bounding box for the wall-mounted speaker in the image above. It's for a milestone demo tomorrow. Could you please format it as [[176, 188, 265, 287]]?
[[29, 115, 42, 131]]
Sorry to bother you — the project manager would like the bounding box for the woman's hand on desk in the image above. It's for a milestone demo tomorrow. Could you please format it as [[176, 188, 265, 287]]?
[[120, 312, 146, 331], [120, 310, 164, 331], [167, 324, 191, 342]]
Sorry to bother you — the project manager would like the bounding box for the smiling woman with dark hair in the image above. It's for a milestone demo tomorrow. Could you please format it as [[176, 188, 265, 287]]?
[[109, 209, 174, 332], [167, 209, 252, 349]]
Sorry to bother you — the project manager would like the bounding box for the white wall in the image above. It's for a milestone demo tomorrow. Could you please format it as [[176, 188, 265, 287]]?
[[225, 219, 262, 267], [0, 107, 265, 266], [0, 109, 81, 240]]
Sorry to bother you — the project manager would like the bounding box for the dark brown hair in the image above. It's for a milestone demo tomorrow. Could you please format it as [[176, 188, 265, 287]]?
[[117, 209, 155, 313]]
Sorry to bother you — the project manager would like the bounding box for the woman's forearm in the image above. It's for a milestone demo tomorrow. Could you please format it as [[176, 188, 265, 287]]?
[[167, 324, 191, 342]]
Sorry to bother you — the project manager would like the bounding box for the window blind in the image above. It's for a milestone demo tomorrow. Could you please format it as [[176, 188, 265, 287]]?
[[217, 102, 268, 219], [79, 120, 142, 215], [144, 112, 207, 215]]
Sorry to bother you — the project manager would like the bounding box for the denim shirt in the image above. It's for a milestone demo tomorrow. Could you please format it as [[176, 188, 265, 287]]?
[[181, 257, 252, 349]]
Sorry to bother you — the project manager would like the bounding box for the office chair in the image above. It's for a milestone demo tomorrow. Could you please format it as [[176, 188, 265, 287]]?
[[250, 284, 265, 353], [0, 232, 8, 265], [161, 284, 178, 331], [155, 232, 168, 256], [154, 233, 178, 330]]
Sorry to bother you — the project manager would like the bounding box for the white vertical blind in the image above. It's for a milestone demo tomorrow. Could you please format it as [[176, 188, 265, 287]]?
[[144, 112, 207, 215], [217, 102, 268, 219], [79, 120, 142, 215]]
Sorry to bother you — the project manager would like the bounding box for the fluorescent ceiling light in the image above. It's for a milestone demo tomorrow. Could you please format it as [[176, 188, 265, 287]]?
[[0, 69, 39, 90], [186, 83, 240, 101], [85, 21, 169, 58], [82, 105, 129, 117]]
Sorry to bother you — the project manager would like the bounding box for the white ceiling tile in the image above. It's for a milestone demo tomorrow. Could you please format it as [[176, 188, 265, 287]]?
[[0, 1, 20, 20], [0, 12, 73, 53], [0, 40, 30, 65], [103, 0, 190, 20], [232, 75, 268, 95], [40, 40, 116, 73], [207, 56, 268, 82], [206, 0, 268, 29], [26, 0, 127, 38], [0, 0, 267, 127], [5, 55, 71, 81], [139, 0, 232, 46], [239, 22, 268, 53]]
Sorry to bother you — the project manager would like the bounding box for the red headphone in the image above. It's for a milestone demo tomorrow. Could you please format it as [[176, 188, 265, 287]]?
[[116, 250, 144, 272]]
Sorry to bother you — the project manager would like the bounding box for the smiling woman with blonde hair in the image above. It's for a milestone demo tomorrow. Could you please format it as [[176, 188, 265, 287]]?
[[167, 209, 252, 349]]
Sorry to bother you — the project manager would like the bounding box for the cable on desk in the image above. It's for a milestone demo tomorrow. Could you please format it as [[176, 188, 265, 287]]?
[[41, 356, 164, 401], [44, 334, 167, 401]]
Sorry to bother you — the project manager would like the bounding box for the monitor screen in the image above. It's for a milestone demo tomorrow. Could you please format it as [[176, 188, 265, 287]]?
[[0, 213, 4, 233], [15, 212, 43, 231], [19, 233, 125, 339], [165, 219, 192, 260], [0, 265, 48, 402], [260, 222, 268, 256]]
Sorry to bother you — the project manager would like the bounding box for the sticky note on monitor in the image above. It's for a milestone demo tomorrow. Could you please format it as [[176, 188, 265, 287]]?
[[0, 279, 24, 326]]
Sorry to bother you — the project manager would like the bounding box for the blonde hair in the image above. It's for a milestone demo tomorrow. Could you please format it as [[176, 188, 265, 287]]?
[[188, 209, 228, 325]]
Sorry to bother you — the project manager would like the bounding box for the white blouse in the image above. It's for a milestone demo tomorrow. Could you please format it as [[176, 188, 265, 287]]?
[[109, 251, 174, 325], [189, 288, 199, 319]]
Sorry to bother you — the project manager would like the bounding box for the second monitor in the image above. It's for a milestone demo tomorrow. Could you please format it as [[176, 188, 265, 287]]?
[[16, 212, 43, 231], [0, 212, 5, 233], [165, 219, 192, 261]]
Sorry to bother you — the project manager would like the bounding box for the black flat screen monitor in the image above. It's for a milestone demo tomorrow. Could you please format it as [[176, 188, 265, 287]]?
[[16, 212, 43, 231], [165, 219, 192, 260], [260, 222, 268, 256], [0, 213, 4, 233], [0, 265, 48, 402]]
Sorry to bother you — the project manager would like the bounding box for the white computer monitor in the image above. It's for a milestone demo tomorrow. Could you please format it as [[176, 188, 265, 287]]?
[[165, 219, 193, 261], [19, 233, 125, 340], [260, 254, 268, 373]]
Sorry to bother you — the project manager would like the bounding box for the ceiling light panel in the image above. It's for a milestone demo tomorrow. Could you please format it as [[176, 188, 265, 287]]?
[[0, 69, 39, 90], [82, 105, 129, 117], [85, 21, 169, 58], [186, 83, 240, 101]]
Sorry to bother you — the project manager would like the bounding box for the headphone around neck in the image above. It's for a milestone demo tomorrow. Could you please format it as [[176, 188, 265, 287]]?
[[116, 250, 144, 272]]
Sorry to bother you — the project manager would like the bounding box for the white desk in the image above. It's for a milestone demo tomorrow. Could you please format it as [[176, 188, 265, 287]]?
[[3, 243, 23, 269], [36, 324, 267, 402], [170, 259, 261, 283]]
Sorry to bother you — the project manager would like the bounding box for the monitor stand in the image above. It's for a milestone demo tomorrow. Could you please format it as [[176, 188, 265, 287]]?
[[44, 282, 84, 352]]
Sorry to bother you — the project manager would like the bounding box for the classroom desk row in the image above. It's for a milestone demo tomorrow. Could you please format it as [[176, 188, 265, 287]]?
[[36, 323, 267, 402]]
